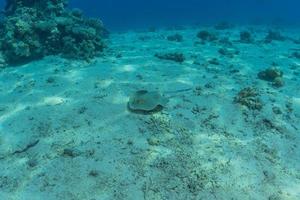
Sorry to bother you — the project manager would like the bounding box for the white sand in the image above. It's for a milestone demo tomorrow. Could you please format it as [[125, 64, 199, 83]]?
[[0, 26, 300, 200]]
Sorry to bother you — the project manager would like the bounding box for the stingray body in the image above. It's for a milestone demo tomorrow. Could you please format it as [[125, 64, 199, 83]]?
[[128, 90, 168, 114]]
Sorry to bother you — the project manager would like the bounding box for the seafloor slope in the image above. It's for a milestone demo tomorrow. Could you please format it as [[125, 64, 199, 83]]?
[[0, 25, 300, 200]]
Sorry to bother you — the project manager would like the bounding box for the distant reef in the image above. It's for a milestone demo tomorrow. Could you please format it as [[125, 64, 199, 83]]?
[[0, 0, 108, 65]]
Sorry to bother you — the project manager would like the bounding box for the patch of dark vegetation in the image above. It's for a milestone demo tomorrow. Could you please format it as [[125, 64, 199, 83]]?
[[234, 87, 263, 110], [196, 30, 218, 42], [264, 30, 285, 43], [167, 33, 183, 42], [0, 0, 108, 65], [240, 31, 253, 43], [155, 52, 185, 63], [257, 67, 284, 87]]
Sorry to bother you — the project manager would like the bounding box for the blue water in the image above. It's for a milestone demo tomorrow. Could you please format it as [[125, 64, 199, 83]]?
[[1, 0, 300, 30], [69, 0, 300, 30]]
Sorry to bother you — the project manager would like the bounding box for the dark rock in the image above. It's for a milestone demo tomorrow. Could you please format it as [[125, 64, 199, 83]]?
[[27, 159, 38, 168], [147, 137, 160, 146], [240, 31, 253, 43], [62, 148, 80, 158], [218, 48, 239, 58], [257, 67, 283, 82], [208, 58, 220, 65], [46, 77, 55, 84], [155, 52, 185, 63], [89, 170, 99, 177], [167, 33, 183, 42], [197, 30, 218, 42]]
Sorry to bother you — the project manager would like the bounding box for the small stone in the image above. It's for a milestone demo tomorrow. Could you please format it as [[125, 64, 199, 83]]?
[[147, 137, 160, 146], [62, 148, 80, 158], [272, 107, 282, 114], [155, 52, 185, 63], [27, 159, 38, 168], [46, 77, 55, 84], [89, 170, 99, 177], [127, 140, 133, 145], [208, 58, 220, 65], [78, 106, 87, 114]]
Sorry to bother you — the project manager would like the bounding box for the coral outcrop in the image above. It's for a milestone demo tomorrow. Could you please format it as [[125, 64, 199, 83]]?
[[240, 31, 253, 43], [196, 30, 218, 42], [257, 67, 284, 87], [234, 87, 263, 110], [0, 0, 107, 65]]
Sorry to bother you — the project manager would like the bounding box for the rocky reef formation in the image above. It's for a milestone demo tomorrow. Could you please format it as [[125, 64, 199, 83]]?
[[0, 0, 107, 65], [234, 87, 263, 110], [257, 67, 284, 87], [196, 30, 218, 42]]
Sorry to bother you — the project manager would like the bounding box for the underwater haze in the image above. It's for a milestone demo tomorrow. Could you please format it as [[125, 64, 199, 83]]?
[[0, 0, 300, 199], [1, 0, 300, 30], [68, 0, 300, 30]]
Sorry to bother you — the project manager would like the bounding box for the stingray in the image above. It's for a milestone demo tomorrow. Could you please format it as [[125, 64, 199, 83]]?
[[127, 88, 192, 114]]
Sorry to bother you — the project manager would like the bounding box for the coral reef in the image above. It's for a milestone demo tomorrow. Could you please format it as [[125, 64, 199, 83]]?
[[0, 0, 107, 64], [257, 67, 284, 87], [234, 87, 263, 110], [240, 31, 253, 43], [196, 30, 218, 42], [155, 52, 185, 63]]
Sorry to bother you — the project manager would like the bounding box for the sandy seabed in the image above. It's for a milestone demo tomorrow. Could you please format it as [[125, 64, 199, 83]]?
[[0, 26, 300, 200]]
